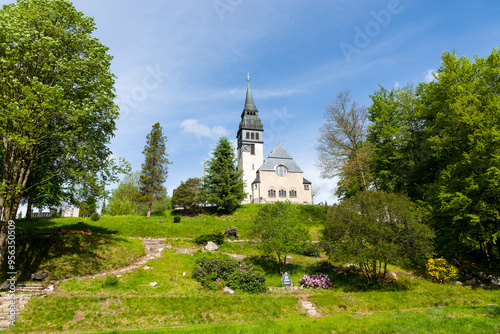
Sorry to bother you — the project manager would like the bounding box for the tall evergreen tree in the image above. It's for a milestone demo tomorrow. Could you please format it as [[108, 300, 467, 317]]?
[[203, 137, 245, 213], [139, 122, 170, 217]]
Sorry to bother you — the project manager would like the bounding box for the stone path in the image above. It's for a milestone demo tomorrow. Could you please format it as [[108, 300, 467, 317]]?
[[299, 297, 321, 317]]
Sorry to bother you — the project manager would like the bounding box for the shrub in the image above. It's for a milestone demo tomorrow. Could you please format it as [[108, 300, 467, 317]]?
[[193, 256, 266, 293], [173, 216, 181, 223], [102, 274, 119, 287], [298, 242, 321, 257], [426, 258, 458, 283], [194, 232, 224, 245], [91, 213, 100, 221], [299, 273, 332, 289], [224, 226, 239, 240]]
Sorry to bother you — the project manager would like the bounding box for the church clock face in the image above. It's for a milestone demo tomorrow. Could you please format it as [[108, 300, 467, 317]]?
[[242, 144, 250, 152]]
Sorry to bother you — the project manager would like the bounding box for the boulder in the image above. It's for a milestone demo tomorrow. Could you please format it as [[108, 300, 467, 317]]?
[[223, 287, 235, 294], [149, 282, 158, 287], [490, 276, 500, 286], [386, 272, 398, 281], [205, 241, 219, 252]]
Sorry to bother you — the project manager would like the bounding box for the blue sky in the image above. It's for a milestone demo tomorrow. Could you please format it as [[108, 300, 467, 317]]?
[[4, 0, 500, 205]]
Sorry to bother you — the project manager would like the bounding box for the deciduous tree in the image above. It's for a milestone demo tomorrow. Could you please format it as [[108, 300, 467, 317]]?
[[322, 191, 434, 282], [250, 201, 310, 274], [0, 0, 119, 259], [172, 178, 202, 215]]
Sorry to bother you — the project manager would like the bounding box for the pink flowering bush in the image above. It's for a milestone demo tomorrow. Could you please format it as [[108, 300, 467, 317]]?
[[299, 273, 332, 289]]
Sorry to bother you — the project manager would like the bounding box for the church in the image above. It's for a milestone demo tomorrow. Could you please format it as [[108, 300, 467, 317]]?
[[236, 76, 313, 204]]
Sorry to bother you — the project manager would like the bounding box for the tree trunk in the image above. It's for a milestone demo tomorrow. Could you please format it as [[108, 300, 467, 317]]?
[[147, 200, 152, 217], [26, 197, 33, 221]]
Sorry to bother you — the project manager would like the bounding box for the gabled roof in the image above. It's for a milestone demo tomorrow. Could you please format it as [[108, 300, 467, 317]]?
[[259, 143, 303, 173]]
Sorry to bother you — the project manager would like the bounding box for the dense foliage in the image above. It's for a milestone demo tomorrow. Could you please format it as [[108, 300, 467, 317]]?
[[194, 232, 225, 246], [0, 0, 120, 259], [203, 137, 245, 214], [140, 122, 170, 217], [368, 48, 500, 266], [426, 258, 458, 283], [322, 191, 434, 282], [171, 177, 202, 215], [250, 201, 310, 274], [193, 256, 266, 293]]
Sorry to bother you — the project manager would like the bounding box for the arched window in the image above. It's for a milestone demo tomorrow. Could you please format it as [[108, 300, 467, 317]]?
[[276, 165, 287, 176], [289, 189, 297, 198], [279, 189, 287, 198], [246, 132, 250, 139], [251, 132, 255, 139], [268, 188, 276, 197], [256, 133, 259, 140]]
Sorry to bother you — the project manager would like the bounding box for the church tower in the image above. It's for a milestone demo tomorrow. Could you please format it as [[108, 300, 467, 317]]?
[[237, 74, 264, 204]]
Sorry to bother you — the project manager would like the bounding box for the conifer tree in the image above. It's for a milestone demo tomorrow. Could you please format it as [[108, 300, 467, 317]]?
[[139, 123, 170, 217], [203, 137, 245, 213]]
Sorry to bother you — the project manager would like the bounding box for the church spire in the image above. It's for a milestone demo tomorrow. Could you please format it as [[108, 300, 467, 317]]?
[[244, 72, 258, 112]]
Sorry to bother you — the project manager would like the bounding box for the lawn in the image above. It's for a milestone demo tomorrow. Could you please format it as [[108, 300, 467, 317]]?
[[8, 205, 500, 333]]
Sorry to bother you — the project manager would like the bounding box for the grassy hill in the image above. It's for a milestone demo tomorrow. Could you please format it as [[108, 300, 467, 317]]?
[[8, 204, 500, 333]]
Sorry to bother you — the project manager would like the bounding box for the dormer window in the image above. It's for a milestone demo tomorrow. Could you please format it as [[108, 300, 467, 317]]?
[[276, 165, 287, 177]]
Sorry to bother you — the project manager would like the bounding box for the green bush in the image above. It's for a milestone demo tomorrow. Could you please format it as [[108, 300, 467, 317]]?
[[194, 232, 224, 245], [90, 213, 100, 221], [173, 216, 181, 223], [298, 242, 321, 258], [193, 256, 266, 293], [102, 274, 119, 287]]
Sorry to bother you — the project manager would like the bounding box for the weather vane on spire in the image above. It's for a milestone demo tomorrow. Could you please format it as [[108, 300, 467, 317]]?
[[247, 72, 250, 82]]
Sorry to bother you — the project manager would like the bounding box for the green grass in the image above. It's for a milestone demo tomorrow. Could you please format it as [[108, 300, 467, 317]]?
[[9, 207, 500, 333]]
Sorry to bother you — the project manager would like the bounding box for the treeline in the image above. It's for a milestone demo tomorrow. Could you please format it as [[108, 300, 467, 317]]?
[[318, 47, 500, 267]]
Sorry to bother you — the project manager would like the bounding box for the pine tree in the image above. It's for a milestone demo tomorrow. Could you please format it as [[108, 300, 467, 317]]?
[[203, 137, 245, 213], [139, 123, 170, 217]]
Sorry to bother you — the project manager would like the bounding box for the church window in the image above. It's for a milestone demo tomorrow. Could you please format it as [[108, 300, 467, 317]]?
[[276, 165, 287, 176], [304, 184, 310, 190], [255, 184, 257, 190], [289, 189, 297, 198], [246, 132, 249, 139], [279, 189, 287, 198], [251, 132, 255, 139], [256, 133, 259, 140], [268, 188, 276, 197], [251, 144, 255, 155]]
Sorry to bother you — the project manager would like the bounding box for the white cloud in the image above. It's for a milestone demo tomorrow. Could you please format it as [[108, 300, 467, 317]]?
[[424, 69, 436, 82], [181, 119, 229, 139]]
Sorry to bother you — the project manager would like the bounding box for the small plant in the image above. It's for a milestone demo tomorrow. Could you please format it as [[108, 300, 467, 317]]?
[[90, 213, 100, 221], [102, 274, 119, 287], [224, 226, 239, 240], [194, 232, 224, 245], [299, 273, 332, 289], [173, 216, 181, 223], [426, 258, 458, 283]]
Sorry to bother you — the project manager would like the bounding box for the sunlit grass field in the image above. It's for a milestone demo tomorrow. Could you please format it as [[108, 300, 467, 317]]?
[[9, 204, 500, 333]]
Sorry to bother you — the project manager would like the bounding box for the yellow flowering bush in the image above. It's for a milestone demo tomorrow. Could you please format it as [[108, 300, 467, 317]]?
[[426, 258, 458, 283]]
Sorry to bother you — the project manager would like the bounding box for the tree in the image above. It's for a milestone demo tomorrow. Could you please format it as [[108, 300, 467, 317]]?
[[321, 191, 434, 282], [107, 172, 141, 216], [203, 137, 245, 214], [172, 178, 202, 215], [250, 201, 310, 274], [139, 122, 170, 218], [317, 89, 373, 198], [0, 0, 119, 258]]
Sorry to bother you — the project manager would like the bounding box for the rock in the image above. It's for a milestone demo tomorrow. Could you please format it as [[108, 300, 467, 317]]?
[[31, 272, 49, 281], [149, 282, 158, 287], [44, 284, 55, 293], [386, 272, 398, 281], [143, 266, 152, 270], [223, 287, 235, 294], [464, 277, 482, 286], [455, 281, 463, 285], [205, 241, 219, 252], [490, 276, 500, 286], [158, 220, 164, 224]]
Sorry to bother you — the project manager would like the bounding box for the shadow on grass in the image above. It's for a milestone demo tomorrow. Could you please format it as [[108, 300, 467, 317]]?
[[15, 218, 119, 235], [245, 256, 305, 276], [1, 224, 126, 282]]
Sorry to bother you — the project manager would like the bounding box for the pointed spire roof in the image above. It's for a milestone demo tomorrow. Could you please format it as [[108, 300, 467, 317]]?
[[243, 73, 258, 113]]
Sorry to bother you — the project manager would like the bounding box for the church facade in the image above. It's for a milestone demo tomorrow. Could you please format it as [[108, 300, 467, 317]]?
[[236, 77, 312, 204]]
